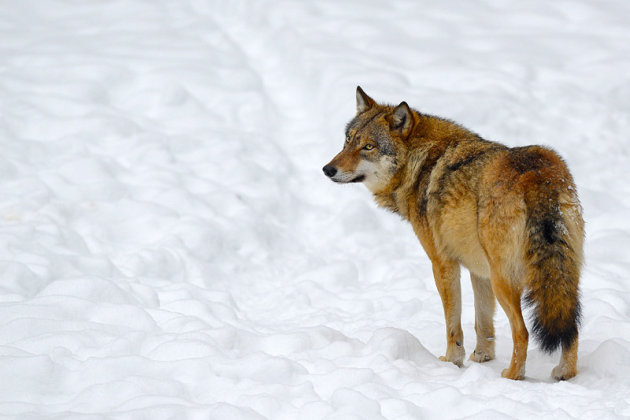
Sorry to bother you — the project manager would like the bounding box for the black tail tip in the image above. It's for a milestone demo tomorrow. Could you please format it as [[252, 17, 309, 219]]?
[[531, 319, 579, 354], [526, 296, 582, 354]]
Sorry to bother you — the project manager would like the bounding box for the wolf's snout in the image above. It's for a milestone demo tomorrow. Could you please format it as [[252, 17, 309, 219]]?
[[322, 165, 337, 177]]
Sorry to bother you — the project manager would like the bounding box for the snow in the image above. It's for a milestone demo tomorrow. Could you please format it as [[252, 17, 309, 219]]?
[[1, 0, 630, 418]]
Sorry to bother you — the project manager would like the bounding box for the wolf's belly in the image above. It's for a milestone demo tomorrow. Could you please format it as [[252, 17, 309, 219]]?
[[437, 209, 491, 278], [457, 246, 490, 278]]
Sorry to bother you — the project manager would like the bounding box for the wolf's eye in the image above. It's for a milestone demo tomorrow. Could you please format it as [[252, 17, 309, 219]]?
[[345, 138, 351, 144], [363, 144, 375, 151]]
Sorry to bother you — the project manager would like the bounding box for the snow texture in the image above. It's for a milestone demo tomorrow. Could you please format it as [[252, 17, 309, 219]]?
[[1, 0, 630, 419]]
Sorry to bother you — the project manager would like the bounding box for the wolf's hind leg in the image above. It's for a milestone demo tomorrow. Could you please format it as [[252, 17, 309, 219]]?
[[469, 274, 496, 363], [491, 271, 528, 380], [552, 337, 578, 380], [432, 258, 465, 367]]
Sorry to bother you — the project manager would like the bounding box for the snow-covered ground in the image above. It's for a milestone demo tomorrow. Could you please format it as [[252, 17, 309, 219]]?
[[1, 0, 630, 418]]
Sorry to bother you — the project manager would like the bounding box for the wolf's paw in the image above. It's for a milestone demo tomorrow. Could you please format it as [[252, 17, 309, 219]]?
[[439, 355, 463, 367], [501, 367, 525, 380], [469, 348, 495, 363], [439, 344, 465, 367], [552, 364, 576, 381]]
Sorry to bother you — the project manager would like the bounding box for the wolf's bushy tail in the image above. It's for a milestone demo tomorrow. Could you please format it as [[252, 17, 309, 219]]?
[[523, 179, 583, 353]]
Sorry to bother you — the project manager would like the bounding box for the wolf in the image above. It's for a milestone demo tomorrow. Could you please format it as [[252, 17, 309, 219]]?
[[323, 87, 584, 380]]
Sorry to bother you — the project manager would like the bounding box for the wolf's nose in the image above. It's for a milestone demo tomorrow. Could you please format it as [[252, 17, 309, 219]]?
[[322, 165, 337, 177]]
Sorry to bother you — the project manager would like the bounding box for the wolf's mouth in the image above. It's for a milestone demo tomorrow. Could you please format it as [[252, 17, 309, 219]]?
[[330, 174, 365, 183]]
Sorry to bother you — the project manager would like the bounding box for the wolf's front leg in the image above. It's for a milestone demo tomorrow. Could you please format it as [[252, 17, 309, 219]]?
[[469, 274, 496, 363], [432, 259, 465, 366]]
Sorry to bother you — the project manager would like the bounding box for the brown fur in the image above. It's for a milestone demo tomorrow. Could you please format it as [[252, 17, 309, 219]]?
[[323, 87, 584, 380]]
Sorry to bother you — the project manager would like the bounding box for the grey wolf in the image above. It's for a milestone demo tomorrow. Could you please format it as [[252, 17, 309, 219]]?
[[323, 87, 584, 380]]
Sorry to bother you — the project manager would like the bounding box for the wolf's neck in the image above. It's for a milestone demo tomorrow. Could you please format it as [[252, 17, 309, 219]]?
[[370, 114, 483, 219], [371, 147, 432, 219]]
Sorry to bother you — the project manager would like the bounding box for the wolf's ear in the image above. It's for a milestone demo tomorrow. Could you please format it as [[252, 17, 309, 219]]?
[[391, 101, 413, 133], [356, 86, 375, 114]]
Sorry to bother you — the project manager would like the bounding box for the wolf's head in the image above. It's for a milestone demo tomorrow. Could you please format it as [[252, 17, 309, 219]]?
[[323, 87, 413, 193]]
